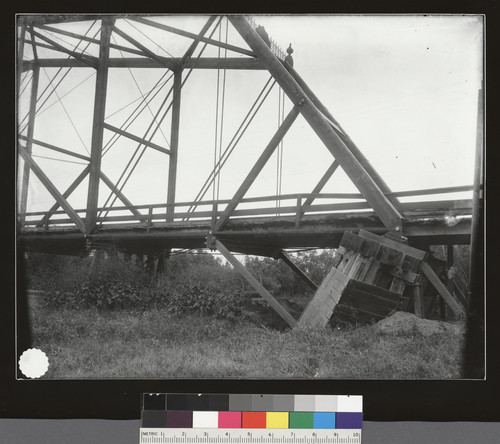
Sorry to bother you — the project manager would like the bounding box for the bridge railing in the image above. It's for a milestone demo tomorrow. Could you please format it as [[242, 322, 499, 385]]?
[[245, 15, 286, 60], [19, 185, 474, 231]]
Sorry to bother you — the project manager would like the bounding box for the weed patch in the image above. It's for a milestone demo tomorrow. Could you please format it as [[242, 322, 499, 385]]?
[[30, 307, 465, 379]]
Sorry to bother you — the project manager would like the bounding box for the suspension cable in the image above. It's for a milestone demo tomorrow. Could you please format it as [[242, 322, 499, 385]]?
[[102, 71, 174, 157], [212, 22, 222, 205], [36, 71, 96, 118], [216, 19, 229, 203], [104, 76, 170, 120], [18, 21, 99, 131], [278, 88, 285, 210], [124, 18, 175, 58], [111, 33, 170, 145], [185, 76, 276, 216], [41, 67, 90, 154]]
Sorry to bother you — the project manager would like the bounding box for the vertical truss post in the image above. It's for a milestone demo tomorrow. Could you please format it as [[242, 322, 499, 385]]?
[[85, 17, 113, 234], [17, 22, 26, 91], [18, 65, 40, 226], [229, 16, 403, 232], [167, 69, 182, 222]]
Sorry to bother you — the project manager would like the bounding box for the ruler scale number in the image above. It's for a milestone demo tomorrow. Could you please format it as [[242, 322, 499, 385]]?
[[140, 429, 362, 444]]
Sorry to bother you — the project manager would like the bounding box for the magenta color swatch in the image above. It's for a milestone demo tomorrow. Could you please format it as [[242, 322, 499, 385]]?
[[218, 411, 242, 428]]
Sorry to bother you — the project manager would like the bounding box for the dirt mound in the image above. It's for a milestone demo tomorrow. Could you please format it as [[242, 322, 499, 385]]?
[[371, 311, 464, 337]]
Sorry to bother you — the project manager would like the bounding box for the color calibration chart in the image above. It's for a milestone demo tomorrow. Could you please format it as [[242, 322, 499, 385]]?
[[140, 394, 362, 443]]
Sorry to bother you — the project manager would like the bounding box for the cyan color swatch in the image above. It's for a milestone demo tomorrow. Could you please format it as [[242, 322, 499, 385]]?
[[313, 412, 336, 429]]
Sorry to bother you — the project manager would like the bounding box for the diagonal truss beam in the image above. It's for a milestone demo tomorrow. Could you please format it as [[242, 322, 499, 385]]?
[[18, 144, 86, 233], [130, 16, 255, 57], [302, 160, 339, 211], [229, 16, 403, 232], [215, 239, 296, 328], [37, 165, 90, 227], [213, 106, 300, 231], [30, 29, 98, 68], [99, 171, 146, 222], [420, 261, 465, 317], [279, 251, 318, 291], [18, 135, 91, 161], [285, 64, 400, 208], [112, 26, 176, 70], [180, 16, 218, 67], [36, 24, 150, 58], [103, 123, 171, 155]]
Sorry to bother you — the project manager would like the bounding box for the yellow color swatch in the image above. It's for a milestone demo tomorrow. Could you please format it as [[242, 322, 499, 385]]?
[[266, 412, 289, 429]]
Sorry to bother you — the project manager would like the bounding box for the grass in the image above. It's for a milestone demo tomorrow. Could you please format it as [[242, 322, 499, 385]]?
[[29, 306, 466, 379]]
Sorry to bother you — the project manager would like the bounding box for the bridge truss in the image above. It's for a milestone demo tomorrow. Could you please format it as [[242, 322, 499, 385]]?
[[16, 15, 482, 327]]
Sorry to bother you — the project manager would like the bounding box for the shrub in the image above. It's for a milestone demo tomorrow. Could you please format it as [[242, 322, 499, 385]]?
[[156, 281, 245, 321], [43, 255, 150, 310]]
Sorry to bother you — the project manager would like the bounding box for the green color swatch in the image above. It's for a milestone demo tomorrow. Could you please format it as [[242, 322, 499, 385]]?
[[289, 412, 314, 429]]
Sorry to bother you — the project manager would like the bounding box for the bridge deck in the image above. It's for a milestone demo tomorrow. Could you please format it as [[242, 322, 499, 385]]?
[[19, 193, 472, 256]]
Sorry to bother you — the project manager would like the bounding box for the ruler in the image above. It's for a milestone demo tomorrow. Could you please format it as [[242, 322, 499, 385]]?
[[139, 428, 362, 444]]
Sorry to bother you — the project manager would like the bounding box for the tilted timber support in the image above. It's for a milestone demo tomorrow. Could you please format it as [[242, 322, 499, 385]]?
[[229, 16, 404, 233], [420, 261, 466, 318], [279, 251, 319, 291], [214, 238, 297, 328]]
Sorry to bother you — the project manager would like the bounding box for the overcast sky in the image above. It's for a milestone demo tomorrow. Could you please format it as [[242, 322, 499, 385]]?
[[18, 14, 483, 218]]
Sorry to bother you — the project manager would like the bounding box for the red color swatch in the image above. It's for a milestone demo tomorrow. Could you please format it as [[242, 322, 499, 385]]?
[[242, 412, 266, 428]]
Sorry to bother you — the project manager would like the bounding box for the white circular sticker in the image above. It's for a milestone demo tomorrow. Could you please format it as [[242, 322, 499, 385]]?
[[18, 348, 49, 379]]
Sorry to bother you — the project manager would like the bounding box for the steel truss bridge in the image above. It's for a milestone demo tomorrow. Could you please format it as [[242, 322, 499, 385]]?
[[16, 15, 483, 327]]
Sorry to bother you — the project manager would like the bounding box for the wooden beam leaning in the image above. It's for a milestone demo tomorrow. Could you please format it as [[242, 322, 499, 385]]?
[[37, 165, 90, 227], [18, 145, 86, 233], [166, 70, 182, 222], [420, 261, 465, 317], [85, 17, 113, 234], [213, 106, 300, 232], [18, 66, 40, 227], [229, 17, 403, 232], [103, 123, 171, 155], [279, 251, 318, 291], [30, 29, 98, 68], [130, 16, 255, 57], [215, 240, 296, 327]]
